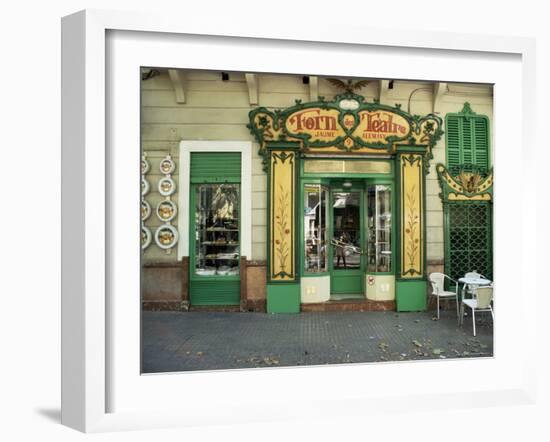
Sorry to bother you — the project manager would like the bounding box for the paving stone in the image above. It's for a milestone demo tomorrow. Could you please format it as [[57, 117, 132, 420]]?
[[141, 309, 493, 373]]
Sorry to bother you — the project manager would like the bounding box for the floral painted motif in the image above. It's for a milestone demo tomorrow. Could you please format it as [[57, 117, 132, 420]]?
[[404, 185, 420, 273], [274, 185, 291, 274], [401, 154, 423, 278]]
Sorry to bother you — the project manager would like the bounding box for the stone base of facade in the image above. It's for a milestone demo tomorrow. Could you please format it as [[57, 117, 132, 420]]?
[[240, 299, 267, 312], [301, 300, 395, 312], [142, 301, 183, 311]]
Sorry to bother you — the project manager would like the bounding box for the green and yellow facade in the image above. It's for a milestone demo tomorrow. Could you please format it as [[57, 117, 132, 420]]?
[[140, 70, 493, 313]]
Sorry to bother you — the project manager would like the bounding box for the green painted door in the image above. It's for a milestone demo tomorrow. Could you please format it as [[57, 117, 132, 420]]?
[[189, 152, 241, 306], [329, 188, 364, 298]]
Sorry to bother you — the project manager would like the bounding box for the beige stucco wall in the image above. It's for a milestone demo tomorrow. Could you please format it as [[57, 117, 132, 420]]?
[[141, 71, 493, 266]]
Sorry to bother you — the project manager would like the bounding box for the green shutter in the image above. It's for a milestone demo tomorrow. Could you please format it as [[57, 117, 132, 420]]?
[[189, 279, 240, 306], [461, 118, 473, 164], [446, 116, 461, 167], [446, 111, 490, 169], [473, 118, 489, 169], [190, 152, 241, 183]]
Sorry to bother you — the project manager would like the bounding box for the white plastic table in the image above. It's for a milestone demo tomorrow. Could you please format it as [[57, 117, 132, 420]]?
[[458, 276, 492, 288], [458, 276, 492, 298]]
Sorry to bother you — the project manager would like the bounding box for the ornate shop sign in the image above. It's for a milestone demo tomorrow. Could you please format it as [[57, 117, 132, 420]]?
[[248, 93, 443, 155]]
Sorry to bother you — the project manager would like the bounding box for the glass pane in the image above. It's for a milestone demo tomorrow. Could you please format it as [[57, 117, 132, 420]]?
[[332, 191, 361, 270], [367, 185, 392, 272], [304, 185, 328, 273], [194, 184, 240, 276]]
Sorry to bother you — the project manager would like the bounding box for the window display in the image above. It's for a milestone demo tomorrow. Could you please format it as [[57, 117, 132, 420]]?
[[332, 191, 361, 270], [194, 184, 240, 276], [367, 184, 392, 272], [304, 184, 328, 273]]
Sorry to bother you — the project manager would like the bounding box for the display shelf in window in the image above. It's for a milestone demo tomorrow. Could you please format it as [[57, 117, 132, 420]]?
[[194, 183, 240, 276], [367, 184, 392, 273]]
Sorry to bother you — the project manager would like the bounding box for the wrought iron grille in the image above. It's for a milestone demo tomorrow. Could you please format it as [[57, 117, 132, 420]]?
[[446, 202, 493, 283]]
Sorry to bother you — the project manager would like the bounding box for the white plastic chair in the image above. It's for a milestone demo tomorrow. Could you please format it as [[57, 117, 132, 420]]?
[[428, 272, 459, 320], [460, 285, 494, 336]]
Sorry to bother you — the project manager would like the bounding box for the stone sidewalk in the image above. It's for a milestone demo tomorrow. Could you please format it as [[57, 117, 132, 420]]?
[[141, 309, 493, 373]]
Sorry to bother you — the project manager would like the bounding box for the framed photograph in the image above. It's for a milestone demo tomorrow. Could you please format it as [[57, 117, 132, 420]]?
[[61, 9, 537, 433]]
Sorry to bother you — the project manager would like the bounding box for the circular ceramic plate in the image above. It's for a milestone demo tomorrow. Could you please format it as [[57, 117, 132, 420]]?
[[158, 176, 176, 196], [154, 224, 179, 249], [141, 225, 152, 249], [156, 199, 177, 222], [141, 177, 150, 196], [141, 199, 152, 221], [141, 156, 150, 174], [159, 155, 176, 175]]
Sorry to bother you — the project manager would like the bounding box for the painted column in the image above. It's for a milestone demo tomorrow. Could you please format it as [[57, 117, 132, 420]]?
[[266, 146, 300, 313], [396, 152, 427, 311]]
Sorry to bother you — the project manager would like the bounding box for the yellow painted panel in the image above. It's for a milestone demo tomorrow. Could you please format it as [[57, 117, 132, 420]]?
[[401, 154, 423, 278], [270, 151, 295, 281], [448, 193, 492, 201]]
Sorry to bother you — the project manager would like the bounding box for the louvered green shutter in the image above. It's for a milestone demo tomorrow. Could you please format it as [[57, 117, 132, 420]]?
[[190, 152, 241, 183], [445, 111, 490, 169], [446, 116, 461, 167], [461, 118, 473, 164], [473, 118, 489, 169]]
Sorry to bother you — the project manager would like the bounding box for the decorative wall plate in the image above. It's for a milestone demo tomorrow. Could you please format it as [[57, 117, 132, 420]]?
[[141, 177, 150, 196], [154, 224, 179, 249], [141, 199, 152, 221], [141, 156, 150, 174], [158, 176, 176, 196], [156, 200, 177, 222], [141, 225, 152, 249], [159, 155, 176, 174]]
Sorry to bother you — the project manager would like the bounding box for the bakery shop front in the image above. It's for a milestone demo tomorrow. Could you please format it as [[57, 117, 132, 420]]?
[[247, 92, 442, 313], [140, 71, 493, 315]]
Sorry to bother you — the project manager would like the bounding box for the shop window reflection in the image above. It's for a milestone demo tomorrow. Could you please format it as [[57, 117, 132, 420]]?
[[332, 192, 361, 270], [304, 184, 328, 273], [367, 185, 392, 272]]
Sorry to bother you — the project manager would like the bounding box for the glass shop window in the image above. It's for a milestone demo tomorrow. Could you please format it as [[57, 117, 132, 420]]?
[[367, 184, 392, 273], [304, 184, 328, 273], [194, 184, 240, 276]]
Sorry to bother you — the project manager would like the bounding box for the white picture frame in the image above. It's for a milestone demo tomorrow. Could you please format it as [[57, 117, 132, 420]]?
[[61, 9, 537, 433]]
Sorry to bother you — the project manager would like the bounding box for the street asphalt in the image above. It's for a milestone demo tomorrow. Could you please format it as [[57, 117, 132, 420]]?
[[141, 308, 493, 373]]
